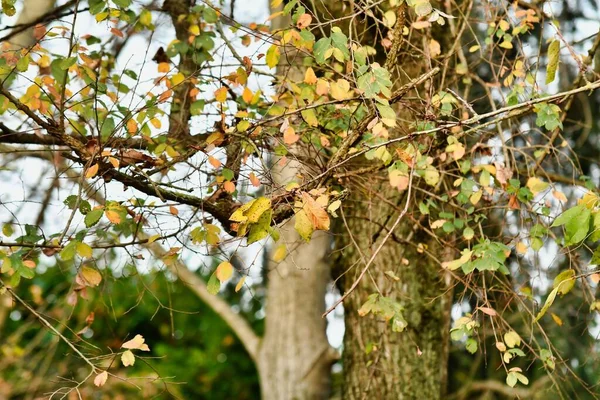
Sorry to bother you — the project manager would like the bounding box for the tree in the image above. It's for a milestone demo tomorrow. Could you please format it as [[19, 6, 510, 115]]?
[[2, 0, 600, 399]]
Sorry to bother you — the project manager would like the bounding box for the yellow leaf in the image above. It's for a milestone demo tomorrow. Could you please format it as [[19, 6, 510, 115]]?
[[189, 24, 200, 36], [504, 331, 521, 348], [273, 244, 287, 262], [215, 87, 228, 102], [216, 261, 233, 282], [171, 72, 185, 86], [246, 197, 271, 223], [526, 177, 549, 196], [266, 44, 280, 68], [442, 249, 473, 270], [230, 200, 255, 222], [235, 276, 246, 292], [76, 242, 93, 258], [147, 234, 160, 243], [108, 157, 120, 168], [294, 209, 314, 241], [516, 241, 528, 255], [150, 118, 162, 129], [330, 79, 351, 100], [315, 79, 329, 96], [80, 266, 102, 286], [94, 371, 108, 387], [85, 164, 99, 179], [551, 312, 563, 326], [304, 67, 317, 84], [105, 210, 122, 224], [469, 189, 482, 205], [383, 10, 396, 28], [429, 39, 441, 58], [121, 350, 135, 367]]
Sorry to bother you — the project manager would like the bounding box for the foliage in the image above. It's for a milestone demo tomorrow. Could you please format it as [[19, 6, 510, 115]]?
[[1, 0, 600, 397]]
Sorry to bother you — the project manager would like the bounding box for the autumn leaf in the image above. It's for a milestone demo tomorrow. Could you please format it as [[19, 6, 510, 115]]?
[[296, 13, 312, 29], [94, 371, 108, 387], [215, 87, 228, 102], [122, 334, 150, 351], [79, 266, 102, 287], [121, 350, 135, 367], [302, 192, 330, 230], [85, 164, 99, 178], [283, 126, 299, 144], [223, 181, 236, 193], [216, 261, 233, 282], [304, 67, 317, 84]]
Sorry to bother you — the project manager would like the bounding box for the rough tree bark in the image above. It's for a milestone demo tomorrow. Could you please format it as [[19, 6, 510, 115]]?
[[335, 187, 452, 399], [320, 1, 455, 398]]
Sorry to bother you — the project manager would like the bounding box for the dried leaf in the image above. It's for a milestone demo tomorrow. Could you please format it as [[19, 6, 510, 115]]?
[[94, 371, 108, 387], [121, 350, 135, 367]]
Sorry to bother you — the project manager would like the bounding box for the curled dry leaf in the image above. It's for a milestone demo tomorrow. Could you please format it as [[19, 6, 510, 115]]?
[[122, 334, 150, 351]]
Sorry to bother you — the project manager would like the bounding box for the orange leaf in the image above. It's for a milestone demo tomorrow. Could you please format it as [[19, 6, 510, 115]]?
[[169, 205, 179, 215], [110, 27, 124, 38], [105, 210, 122, 224], [85, 164, 99, 178], [242, 87, 253, 103], [249, 172, 260, 187], [296, 13, 312, 29], [158, 90, 172, 102], [126, 118, 138, 134], [223, 181, 236, 193], [158, 62, 170, 73], [302, 192, 330, 230], [208, 156, 222, 168], [283, 126, 299, 144]]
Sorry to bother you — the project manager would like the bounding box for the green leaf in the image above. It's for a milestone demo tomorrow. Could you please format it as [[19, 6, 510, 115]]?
[[551, 205, 590, 245], [536, 286, 558, 321], [313, 37, 332, 64], [101, 117, 115, 138], [546, 40, 560, 84], [60, 241, 78, 261], [113, 0, 131, 7], [553, 269, 576, 295], [85, 209, 104, 228], [60, 57, 77, 70], [207, 272, 221, 295]]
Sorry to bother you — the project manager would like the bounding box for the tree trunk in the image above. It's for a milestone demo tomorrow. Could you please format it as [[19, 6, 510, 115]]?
[[257, 213, 336, 399], [336, 183, 452, 399], [254, 6, 337, 399]]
